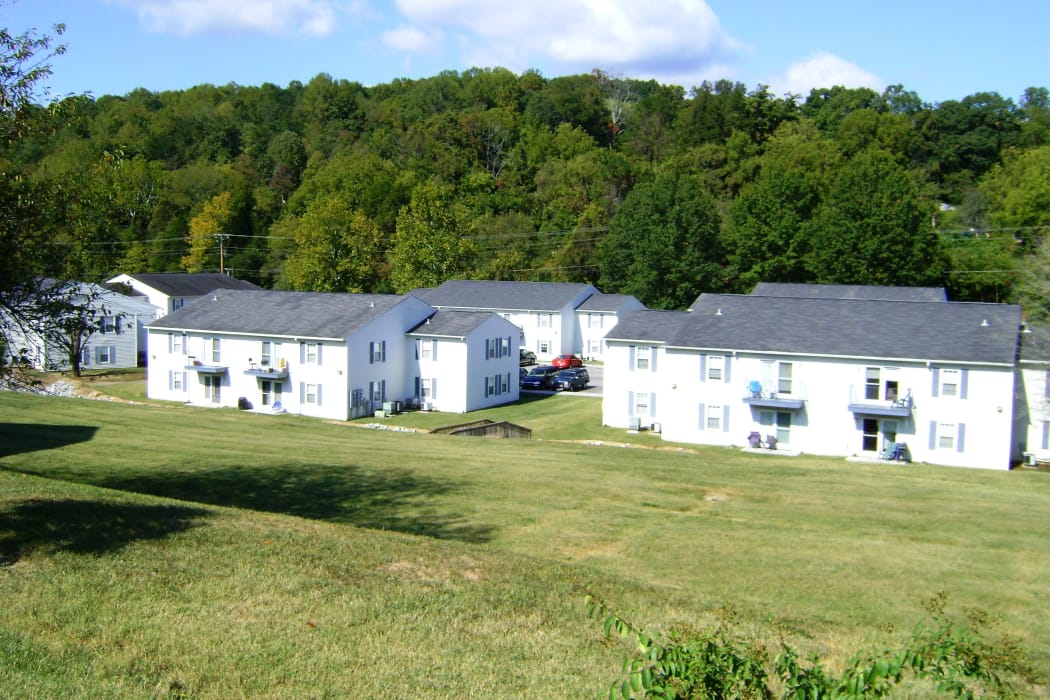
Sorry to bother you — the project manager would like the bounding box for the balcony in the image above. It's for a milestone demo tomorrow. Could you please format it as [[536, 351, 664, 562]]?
[[185, 360, 227, 375], [847, 386, 913, 417], [244, 363, 289, 380], [742, 381, 805, 410]]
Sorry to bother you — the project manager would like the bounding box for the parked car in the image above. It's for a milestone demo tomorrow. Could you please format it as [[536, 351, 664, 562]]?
[[553, 367, 589, 391], [520, 365, 559, 390], [519, 367, 529, 382], [519, 349, 537, 366], [551, 354, 583, 369]]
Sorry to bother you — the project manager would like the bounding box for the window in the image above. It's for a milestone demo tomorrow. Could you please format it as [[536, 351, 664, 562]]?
[[421, 378, 433, 398], [95, 345, 114, 364], [210, 337, 221, 363], [865, 367, 880, 400], [260, 341, 272, 366], [501, 336, 510, 358], [634, 392, 649, 415], [776, 412, 791, 444], [172, 334, 183, 354], [487, 337, 497, 359], [588, 313, 603, 329], [369, 340, 385, 364], [204, 375, 220, 403], [306, 342, 319, 364], [421, 340, 433, 359], [636, 346, 650, 371], [862, 418, 879, 452], [538, 340, 550, 355], [99, 316, 116, 334], [778, 363, 793, 395], [706, 405, 722, 430], [172, 371, 183, 391], [708, 355, 723, 381], [938, 422, 955, 449], [486, 373, 509, 397], [940, 369, 959, 397], [305, 383, 318, 404], [537, 313, 552, 328]]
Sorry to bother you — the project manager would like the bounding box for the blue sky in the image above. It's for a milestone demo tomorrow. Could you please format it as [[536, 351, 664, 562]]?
[[4, 0, 1047, 105]]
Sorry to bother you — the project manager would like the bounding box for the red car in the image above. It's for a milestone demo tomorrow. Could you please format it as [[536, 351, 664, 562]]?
[[551, 354, 583, 369]]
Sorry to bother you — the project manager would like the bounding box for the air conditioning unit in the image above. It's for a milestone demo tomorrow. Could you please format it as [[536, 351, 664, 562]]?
[[628, 417, 642, 431], [383, 401, 397, 414]]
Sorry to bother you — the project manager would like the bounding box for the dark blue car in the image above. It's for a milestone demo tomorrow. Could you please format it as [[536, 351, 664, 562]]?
[[553, 368, 589, 391], [520, 365, 559, 390]]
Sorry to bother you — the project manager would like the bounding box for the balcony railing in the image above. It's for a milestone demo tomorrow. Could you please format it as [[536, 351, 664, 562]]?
[[185, 360, 227, 375], [742, 381, 806, 410], [847, 385, 913, 417], [244, 362, 289, 380]]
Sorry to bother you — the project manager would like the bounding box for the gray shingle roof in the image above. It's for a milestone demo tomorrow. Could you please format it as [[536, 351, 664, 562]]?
[[576, 293, 644, 312], [122, 272, 260, 296], [147, 290, 412, 339], [1019, 324, 1050, 363], [748, 282, 947, 302], [408, 310, 494, 338], [409, 280, 594, 312], [609, 294, 1021, 365]]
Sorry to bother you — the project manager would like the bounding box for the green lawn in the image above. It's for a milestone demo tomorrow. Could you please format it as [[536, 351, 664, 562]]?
[[1, 390, 1048, 697]]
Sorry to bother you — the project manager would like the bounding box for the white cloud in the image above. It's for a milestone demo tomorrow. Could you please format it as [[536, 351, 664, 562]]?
[[387, 0, 743, 87], [382, 24, 441, 52], [111, 0, 341, 37], [774, 52, 883, 97]]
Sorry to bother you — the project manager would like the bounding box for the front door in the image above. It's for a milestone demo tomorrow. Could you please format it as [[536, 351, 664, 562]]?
[[204, 375, 221, 404]]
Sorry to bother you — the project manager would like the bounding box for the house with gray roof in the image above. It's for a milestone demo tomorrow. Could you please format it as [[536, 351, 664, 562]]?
[[747, 283, 948, 303], [107, 272, 260, 317], [1016, 324, 1050, 464], [408, 280, 644, 362], [407, 310, 521, 413], [602, 285, 1025, 470], [146, 289, 519, 419]]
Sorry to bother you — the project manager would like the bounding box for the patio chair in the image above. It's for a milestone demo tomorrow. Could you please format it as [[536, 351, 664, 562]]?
[[748, 431, 762, 448]]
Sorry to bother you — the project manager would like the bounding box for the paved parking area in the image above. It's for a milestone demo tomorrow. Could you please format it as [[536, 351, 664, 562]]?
[[520, 363, 603, 397]]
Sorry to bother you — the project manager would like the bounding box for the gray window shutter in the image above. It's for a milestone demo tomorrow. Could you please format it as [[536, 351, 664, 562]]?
[[928, 420, 937, 449], [723, 405, 730, 432], [931, 368, 939, 397], [300, 342, 306, 364], [317, 343, 323, 366], [650, 347, 657, 373], [381, 341, 386, 362], [957, 423, 965, 452], [698, 403, 706, 430], [300, 382, 305, 403], [699, 354, 706, 381], [168, 371, 173, 390], [650, 392, 657, 417], [628, 391, 635, 416], [432, 340, 438, 360], [168, 333, 173, 353], [317, 384, 323, 406], [484, 376, 489, 396], [628, 346, 636, 371], [1043, 421, 1050, 450], [959, 369, 968, 399], [431, 378, 436, 399], [109, 345, 116, 364], [724, 356, 732, 383], [181, 372, 186, 391], [368, 342, 374, 365]]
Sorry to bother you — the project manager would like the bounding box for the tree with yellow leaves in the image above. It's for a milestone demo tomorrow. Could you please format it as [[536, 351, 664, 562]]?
[[182, 191, 233, 272]]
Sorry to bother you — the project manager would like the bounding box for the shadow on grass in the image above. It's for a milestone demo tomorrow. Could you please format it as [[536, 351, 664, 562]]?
[[0, 423, 99, 458], [93, 463, 494, 544], [0, 498, 210, 566]]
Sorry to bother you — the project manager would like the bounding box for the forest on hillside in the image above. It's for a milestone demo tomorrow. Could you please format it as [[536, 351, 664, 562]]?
[[5, 40, 1050, 310]]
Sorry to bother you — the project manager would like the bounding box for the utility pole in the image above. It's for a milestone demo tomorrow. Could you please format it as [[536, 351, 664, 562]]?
[[215, 232, 230, 274]]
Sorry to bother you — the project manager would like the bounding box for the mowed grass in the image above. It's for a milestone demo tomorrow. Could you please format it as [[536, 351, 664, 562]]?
[[1, 389, 1048, 697]]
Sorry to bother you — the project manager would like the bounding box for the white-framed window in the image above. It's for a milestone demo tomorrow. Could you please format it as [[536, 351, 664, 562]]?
[[778, 362, 793, 395], [99, 316, 116, 334], [538, 340, 551, 355], [171, 371, 183, 391], [537, 313, 552, 328], [588, 313, 604, 329], [420, 339, 433, 359], [95, 345, 114, 364], [938, 422, 956, 449], [306, 383, 318, 404], [500, 336, 510, 358], [706, 404, 722, 430], [172, 334, 183, 354], [708, 355, 723, 381], [306, 342, 319, 364], [865, 367, 880, 400], [486, 373, 509, 397], [636, 346, 650, 371], [260, 341, 272, 366], [634, 392, 649, 415], [369, 340, 386, 364], [210, 337, 221, 363], [421, 378, 433, 398], [940, 369, 959, 397]]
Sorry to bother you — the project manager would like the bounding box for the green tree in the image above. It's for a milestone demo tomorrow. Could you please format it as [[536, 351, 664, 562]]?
[[183, 191, 234, 272], [389, 180, 474, 292], [276, 195, 383, 293], [597, 172, 725, 309], [805, 148, 945, 286]]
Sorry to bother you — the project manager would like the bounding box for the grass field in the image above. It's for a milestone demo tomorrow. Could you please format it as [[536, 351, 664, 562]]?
[[1, 383, 1048, 697]]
